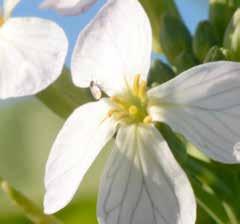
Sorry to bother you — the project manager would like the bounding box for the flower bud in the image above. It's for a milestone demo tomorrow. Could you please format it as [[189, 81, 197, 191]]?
[[193, 20, 219, 62], [159, 13, 192, 64], [173, 50, 198, 74], [224, 8, 240, 61], [204, 46, 230, 62], [209, 0, 238, 42], [148, 60, 175, 87], [139, 0, 180, 53]]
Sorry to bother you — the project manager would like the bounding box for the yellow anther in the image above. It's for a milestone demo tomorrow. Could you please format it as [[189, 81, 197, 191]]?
[[133, 74, 141, 96], [129, 105, 138, 116], [0, 17, 4, 26], [138, 80, 147, 100], [143, 115, 152, 124]]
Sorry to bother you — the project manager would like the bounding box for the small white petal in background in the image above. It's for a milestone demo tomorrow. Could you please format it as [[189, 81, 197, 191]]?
[[3, 0, 20, 19], [148, 61, 240, 164], [40, 0, 97, 15], [0, 17, 68, 99]]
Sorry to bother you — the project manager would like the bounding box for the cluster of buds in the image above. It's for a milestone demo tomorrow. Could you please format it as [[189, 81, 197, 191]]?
[[148, 0, 240, 86]]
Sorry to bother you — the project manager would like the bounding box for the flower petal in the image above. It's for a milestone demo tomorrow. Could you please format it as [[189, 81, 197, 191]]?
[[148, 61, 240, 163], [3, 0, 20, 19], [39, 0, 97, 16], [71, 0, 152, 96], [98, 124, 196, 224], [44, 99, 116, 214], [0, 18, 68, 99]]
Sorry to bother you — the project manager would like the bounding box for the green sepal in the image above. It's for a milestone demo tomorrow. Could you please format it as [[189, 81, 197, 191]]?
[[147, 60, 175, 87], [173, 50, 199, 74], [159, 13, 192, 64], [193, 20, 219, 62], [37, 68, 93, 119], [204, 46, 230, 62]]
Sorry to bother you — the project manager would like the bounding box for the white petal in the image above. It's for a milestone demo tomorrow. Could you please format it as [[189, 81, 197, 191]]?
[[3, 0, 20, 19], [98, 124, 196, 224], [44, 99, 116, 214], [0, 18, 68, 99], [148, 61, 240, 163], [71, 0, 152, 96], [40, 0, 97, 16]]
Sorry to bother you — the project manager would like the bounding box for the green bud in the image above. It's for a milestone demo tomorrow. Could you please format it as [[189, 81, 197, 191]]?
[[204, 46, 230, 62], [224, 8, 240, 61], [139, 0, 180, 53], [173, 50, 199, 74], [147, 60, 175, 87], [209, 0, 239, 43], [159, 13, 192, 64], [37, 68, 93, 119], [193, 20, 219, 62]]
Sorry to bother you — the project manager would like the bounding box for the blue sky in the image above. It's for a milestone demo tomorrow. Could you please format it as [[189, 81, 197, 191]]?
[[10, 0, 208, 65]]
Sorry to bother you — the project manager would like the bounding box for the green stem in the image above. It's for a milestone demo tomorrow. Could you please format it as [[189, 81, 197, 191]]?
[[1, 178, 62, 224]]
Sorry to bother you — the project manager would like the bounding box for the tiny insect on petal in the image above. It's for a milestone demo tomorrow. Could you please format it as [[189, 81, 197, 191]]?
[[90, 81, 102, 100]]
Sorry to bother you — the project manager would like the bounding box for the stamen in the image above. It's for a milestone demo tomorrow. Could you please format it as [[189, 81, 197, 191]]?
[[133, 74, 141, 96], [115, 112, 128, 120], [138, 80, 147, 100], [111, 96, 128, 109], [128, 105, 138, 116], [143, 115, 152, 124], [108, 109, 120, 117]]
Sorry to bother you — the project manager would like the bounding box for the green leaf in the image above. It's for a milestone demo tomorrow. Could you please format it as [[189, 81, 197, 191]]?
[[1, 179, 62, 224], [139, 0, 181, 53]]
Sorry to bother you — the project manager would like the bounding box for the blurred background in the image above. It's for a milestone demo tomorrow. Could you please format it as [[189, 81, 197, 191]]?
[[0, 0, 209, 223]]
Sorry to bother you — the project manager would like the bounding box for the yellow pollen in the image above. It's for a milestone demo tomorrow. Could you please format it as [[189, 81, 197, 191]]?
[[0, 17, 4, 26], [129, 105, 138, 116], [143, 115, 152, 124]]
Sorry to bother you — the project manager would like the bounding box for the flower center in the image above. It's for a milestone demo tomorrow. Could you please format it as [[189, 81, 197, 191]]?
[[108, 75, 152, 124]]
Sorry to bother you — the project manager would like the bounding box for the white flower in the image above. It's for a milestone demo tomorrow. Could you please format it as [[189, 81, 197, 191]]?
[[0, 0, 68, 99], [44, 0, 240, 223], [40, 0, 97, 15]]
